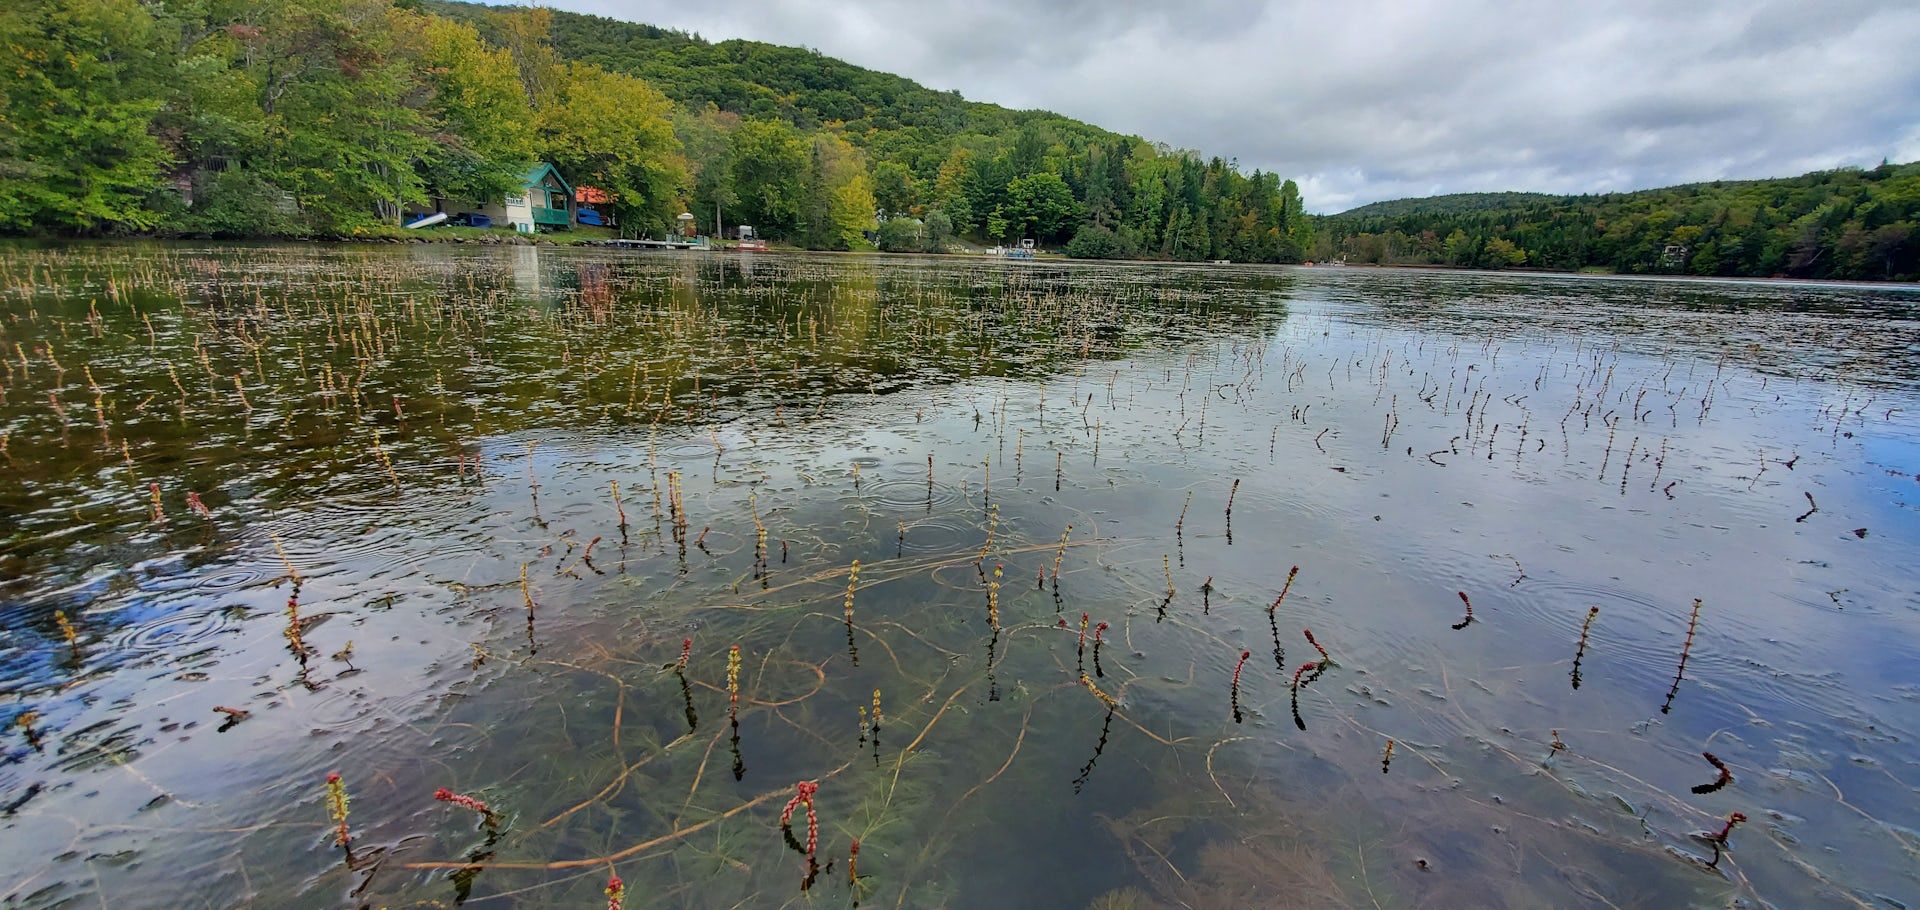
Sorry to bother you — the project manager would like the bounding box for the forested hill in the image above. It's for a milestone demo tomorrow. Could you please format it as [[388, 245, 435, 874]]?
[[425, 0, 1315, 261], [0, 0, 1314, 262], [1316, 165, 1920, 281], [1331, 192, 1555, 219]]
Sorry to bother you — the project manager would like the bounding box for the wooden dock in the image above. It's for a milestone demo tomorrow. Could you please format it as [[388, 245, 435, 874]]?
[[605, 238, 708, 251]]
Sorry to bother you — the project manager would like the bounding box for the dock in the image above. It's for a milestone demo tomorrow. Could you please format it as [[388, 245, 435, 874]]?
[[606, 238, 709, 251]]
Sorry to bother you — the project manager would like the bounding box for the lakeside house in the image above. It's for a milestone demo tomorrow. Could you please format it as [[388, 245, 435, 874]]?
[[413, 162, 577, 232]]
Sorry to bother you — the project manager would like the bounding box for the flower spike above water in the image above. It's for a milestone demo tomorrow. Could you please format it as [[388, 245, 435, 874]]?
[[324, 772, 350, 848], [1303, 628, 1331, 663], [1268, 565, 1300, 613], [434, 787, 497, 826]]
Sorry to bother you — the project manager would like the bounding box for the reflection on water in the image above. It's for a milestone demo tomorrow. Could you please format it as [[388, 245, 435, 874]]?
[[0, 244, 1917, 908]]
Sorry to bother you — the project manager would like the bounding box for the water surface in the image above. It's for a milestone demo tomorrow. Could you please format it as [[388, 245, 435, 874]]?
[[1, 244, 1917, 909]]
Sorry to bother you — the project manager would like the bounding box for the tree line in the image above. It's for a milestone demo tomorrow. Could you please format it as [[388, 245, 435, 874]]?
[[1317, 164, 1920, 281], [0, 0, 1315, 261]]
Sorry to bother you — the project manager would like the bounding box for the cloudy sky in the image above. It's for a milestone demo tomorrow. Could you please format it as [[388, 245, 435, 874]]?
[[500, 0, 1920, 212]]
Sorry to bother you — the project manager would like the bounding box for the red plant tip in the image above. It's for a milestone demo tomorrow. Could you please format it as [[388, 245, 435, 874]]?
[[1231, 650, 1251, 688], [1057, 618, 1068, 629], [1710, 811, 1749, 843], [1457, 591, 1472, 607], [434, 787, 492, 816], [850, 839, 860, 857], [326, 772, 341, 784], [1304, 628, 1330, 661], [1093, 621, 1109, 638], [780, 780, 821, 827], [1291, 660, 1318, 686], [606, 874, 625, 910]]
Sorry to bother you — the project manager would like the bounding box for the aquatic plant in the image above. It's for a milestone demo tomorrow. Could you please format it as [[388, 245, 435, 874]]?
[[1302, 628, 1331, 664], [1052, 524, 1072, 584], [1231, 649, 1251, 723], [1081, 672, 1119, 710], [1268, 565, 1300, 612], [54, 610, 79, 653], [149, 482, 165, 523], [1076, 612, 1091, 668], [1092, 621, 1110, 678], [726, 644, 742, 712], [605, 874, 624, 910], [1705, 811, 1746, 845], [324, 772, 351, 848], [270, 533, 301, 584], [843, 559, 860, 624], [1451, 591, 1474, 630], [434, 788, 498, 827], [15, 712, 43, 752], [988, 564, 1003, 631], [778, 780, 821, 858], [1571, 606, 1599, 689], [185, 491, 211, 519], [520, 563, 535, 616], [676, 637, 692, 670], [1662, 598, 1704, 714], [1289, 660, 1320, 731], [1699, 811, 1748, 867], [283, 588, 308, 657], [1692, 751, 1733, 794], [1381, 739, 1396, 774]]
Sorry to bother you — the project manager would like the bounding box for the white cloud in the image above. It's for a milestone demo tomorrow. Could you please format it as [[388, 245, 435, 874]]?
[[489, 0, 1920, 212]]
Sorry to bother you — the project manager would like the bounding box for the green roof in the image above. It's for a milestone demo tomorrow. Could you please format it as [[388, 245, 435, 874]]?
[[522, 162, 572, 197]]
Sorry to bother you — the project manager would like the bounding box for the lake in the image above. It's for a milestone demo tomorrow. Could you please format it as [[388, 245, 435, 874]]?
[[1, 244, 1917, 909]]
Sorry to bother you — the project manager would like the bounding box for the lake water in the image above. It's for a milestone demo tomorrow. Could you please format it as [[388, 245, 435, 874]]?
[[1, 244, 1917, 909]]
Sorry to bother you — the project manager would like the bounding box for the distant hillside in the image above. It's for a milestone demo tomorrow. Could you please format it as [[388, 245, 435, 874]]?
[[1315, 164, 1920, 281], [427, 0, 1315, 261], [1331, 192, 1557, 219], [1, 0, 1309, 259]]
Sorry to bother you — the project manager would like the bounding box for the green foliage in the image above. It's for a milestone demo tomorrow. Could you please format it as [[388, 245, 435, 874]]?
[[922, 209, 953, 252], [430, 1, 1316, 260], [1321, 164, 1920, 280], [876, 216, 924, 252], [2, 0, 1314, 255], [727, 119, 809, 239], [1005, 172, 1077, 243], [0, 0, 171, 232], [1066, 223, 1132, 260], [409, 12, 537, 203], [538, 62, 688, 235]]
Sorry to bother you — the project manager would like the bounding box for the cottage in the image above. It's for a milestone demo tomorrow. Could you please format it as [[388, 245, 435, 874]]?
[[411, 163, 576, 233]]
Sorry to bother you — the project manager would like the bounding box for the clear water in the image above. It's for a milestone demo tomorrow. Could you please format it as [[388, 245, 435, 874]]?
[[1, 243, 1917, 909]]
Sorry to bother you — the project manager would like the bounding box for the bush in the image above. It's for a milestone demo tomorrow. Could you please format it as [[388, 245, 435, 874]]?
[[1065, 223, 1131, 260], [923, 210, 953, 252], [876, 217, 924, 252], [172, 170, 302, 238]]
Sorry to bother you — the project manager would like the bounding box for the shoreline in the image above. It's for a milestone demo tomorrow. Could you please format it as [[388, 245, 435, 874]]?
[[6, 235, 1916, 291]]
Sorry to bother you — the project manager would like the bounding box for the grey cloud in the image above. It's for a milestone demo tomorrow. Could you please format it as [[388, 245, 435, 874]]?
[[501, 0, 1920, 212]]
